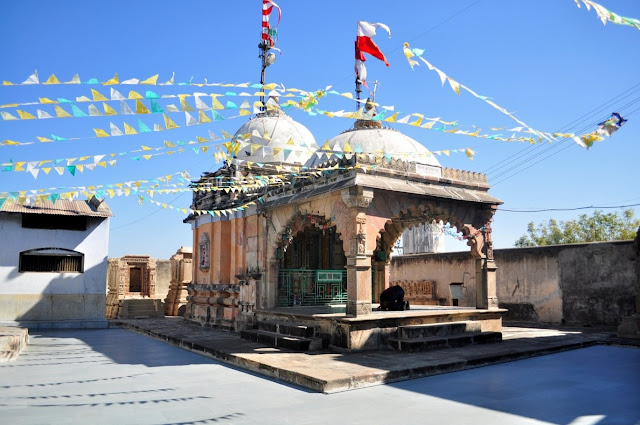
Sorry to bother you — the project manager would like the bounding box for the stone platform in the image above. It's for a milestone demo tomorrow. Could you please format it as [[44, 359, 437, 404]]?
[[111, 317, 635, 393], [255, 305, 505, 351], [0, 327, 28, 361]]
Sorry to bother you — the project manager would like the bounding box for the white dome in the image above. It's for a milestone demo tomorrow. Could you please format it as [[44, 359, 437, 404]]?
[[232, 110, 318, 165], [305, 124, 441, 169]]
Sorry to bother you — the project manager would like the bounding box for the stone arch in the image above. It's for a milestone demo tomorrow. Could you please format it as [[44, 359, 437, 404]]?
[[371, 193, 489, 260], [264, 192, 352, 259]]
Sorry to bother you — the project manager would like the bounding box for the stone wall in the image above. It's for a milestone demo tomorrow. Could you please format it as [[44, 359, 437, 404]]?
[[155, 260, 171, 299], [390, 241, 636, 326]]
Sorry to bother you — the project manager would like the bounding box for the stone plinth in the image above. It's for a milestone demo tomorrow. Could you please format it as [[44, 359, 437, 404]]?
[[0, 327, 28, 362], [184, 283, 241, 330]]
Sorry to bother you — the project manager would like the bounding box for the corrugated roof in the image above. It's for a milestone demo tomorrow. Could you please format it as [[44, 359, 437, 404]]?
[[0, 199, 113, 218]]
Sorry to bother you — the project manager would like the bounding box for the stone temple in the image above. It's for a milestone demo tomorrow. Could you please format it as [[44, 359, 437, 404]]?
[[183, 98, 504, 351]]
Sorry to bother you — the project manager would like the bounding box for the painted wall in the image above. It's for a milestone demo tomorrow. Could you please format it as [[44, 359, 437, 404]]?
[[390, 241, 636, 326], [0, 212, 110, 328]]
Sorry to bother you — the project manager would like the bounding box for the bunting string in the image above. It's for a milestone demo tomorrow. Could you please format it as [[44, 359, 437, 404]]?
[[403, 43, 553, 144], [575, 0, 640, 31]]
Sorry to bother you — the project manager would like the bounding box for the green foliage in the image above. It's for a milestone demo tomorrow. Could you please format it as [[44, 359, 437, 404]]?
[[514, 209, 640, 247]]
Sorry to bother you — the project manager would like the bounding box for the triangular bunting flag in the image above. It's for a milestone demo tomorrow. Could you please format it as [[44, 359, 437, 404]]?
[[22, 70, 39, 85], [110, 122, 124, 136], [124, 123, 137, 135], [135, 99, 150, 114], [198, 110, 212, 123], [110, 88, 125, 100], [185, 112, 198, 126], [88, 104, 102, 116], [121, 101, 134, 115], [103, 102, 118, 115], [103, 73, 119, 85], [138, 119, 152, 133], [140, 74, 159, 85], [163, 114, 179, 129], [17, 110, 36, 120], [54, 105, 72, 118], [43, 74, 60, 85], [91, 89, 109, 101]]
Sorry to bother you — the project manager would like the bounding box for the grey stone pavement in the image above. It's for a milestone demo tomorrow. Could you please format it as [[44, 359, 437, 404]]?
[[0, 325, 639, 425]]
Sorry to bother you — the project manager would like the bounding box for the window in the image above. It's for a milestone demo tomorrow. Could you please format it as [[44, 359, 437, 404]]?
[[19, 248, 84, 273], [22, 214, 87, 231]]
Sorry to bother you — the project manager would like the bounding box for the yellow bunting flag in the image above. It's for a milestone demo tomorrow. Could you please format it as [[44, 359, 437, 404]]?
[[135, 99, 150, 114], [140, 74, 159, 85], [211, 95, 224, 110], [54, 105, 72, 118], [17, 110, 36, 120], [43, 74, 61, 85], [38, 98, 57, 104], [164, 140, 176, 147], [128, 91, 143, 99], [384, 112, 399, 123], [103, 102, 117, 115], [124, 123, 138, 135], [198, 110, 212, 123], [179, 95, 194, 112], [163, 114, 179, 129], [91, 89, 109, 101], [94, 128, 110, 137], [103, 73, 119, 85]]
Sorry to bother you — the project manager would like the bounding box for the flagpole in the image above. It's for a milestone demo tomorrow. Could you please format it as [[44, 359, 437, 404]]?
[[259, 41, 269, 112], [355, 31, 361, 112]]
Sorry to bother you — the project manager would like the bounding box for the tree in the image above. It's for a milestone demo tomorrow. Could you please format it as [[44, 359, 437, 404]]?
[[514, 208, 640, 247]]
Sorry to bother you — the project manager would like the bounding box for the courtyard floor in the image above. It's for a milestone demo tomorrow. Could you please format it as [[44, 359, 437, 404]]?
[[0, 324, 638, 424]]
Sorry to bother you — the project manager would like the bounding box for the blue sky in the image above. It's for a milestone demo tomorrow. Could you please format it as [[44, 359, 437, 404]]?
[[1, 0, 639, 259]]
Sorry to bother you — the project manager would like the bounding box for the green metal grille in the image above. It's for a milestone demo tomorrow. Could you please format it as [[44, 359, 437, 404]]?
[[277, 269, 347, 307]]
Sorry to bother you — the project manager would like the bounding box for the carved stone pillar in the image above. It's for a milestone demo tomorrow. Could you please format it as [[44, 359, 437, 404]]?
[[464, 218, 498, 310], [483, 220, 499, 309], [342, 187, 374, 317], [164, 247, 192, 316]]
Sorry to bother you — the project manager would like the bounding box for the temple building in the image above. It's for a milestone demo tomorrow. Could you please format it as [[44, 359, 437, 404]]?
[[183, 99, 504, 350], [182, 10, 504, 350]]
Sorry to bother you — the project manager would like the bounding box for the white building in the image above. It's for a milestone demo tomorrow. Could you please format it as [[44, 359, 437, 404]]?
[[400, 220, 446, 254], [0, 198, 112, 329]]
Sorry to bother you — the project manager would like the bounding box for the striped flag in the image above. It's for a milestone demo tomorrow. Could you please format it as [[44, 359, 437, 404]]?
[[262, 0, 281, 46]]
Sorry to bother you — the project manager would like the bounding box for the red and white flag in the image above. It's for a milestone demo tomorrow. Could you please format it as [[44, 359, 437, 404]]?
[[355, 21, 391, 85], [262, 0, 282, 46]]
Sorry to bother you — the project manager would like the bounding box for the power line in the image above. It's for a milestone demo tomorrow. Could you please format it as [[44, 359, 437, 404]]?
[[482, 81, 640, 176], [488, 90, 640, 185], [499, 203, 640, 213], [491, 93, 640, 185]]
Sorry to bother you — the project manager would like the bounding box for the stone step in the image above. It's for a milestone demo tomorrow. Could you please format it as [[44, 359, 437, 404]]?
[[0, 327, 29, 362], [388, 331, 502, 352], [240, 329, 323, 352], [118, 299, 164, 319], [128, 305, 161, 312], [257, 320, 319, 339], [398, 321, 482, 339]]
